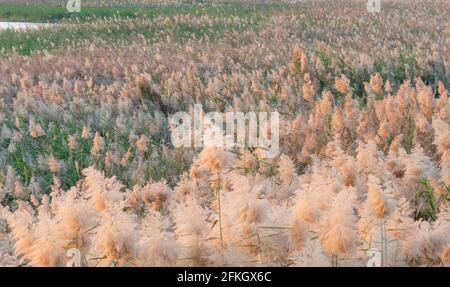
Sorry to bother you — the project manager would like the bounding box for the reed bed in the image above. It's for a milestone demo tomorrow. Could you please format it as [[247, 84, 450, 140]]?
[[0, 0, 448, 266]]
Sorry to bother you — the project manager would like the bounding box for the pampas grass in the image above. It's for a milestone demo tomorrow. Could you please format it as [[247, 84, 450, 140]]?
[[0, 0, 448, 267]]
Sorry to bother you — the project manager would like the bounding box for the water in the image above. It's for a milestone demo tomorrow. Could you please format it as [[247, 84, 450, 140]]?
[[0, 22, 53, 30]]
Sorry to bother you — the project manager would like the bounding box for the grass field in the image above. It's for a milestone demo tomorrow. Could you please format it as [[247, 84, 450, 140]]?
[[0, 3, 280, 56], [0, 0, 449, 267], [0, 2, 276, 22]]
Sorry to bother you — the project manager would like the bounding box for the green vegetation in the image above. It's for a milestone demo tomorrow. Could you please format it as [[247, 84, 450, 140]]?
[[0, 3, 282, 23], [0, 20, 256, 56], [417, 179, 439, 221], [0, 3, 284, 56]]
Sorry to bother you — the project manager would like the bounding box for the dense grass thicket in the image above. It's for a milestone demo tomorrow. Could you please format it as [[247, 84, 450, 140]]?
[[0, 3, 280, 55], [0, 2, 275, 22], [0, 0, 448, 267]]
